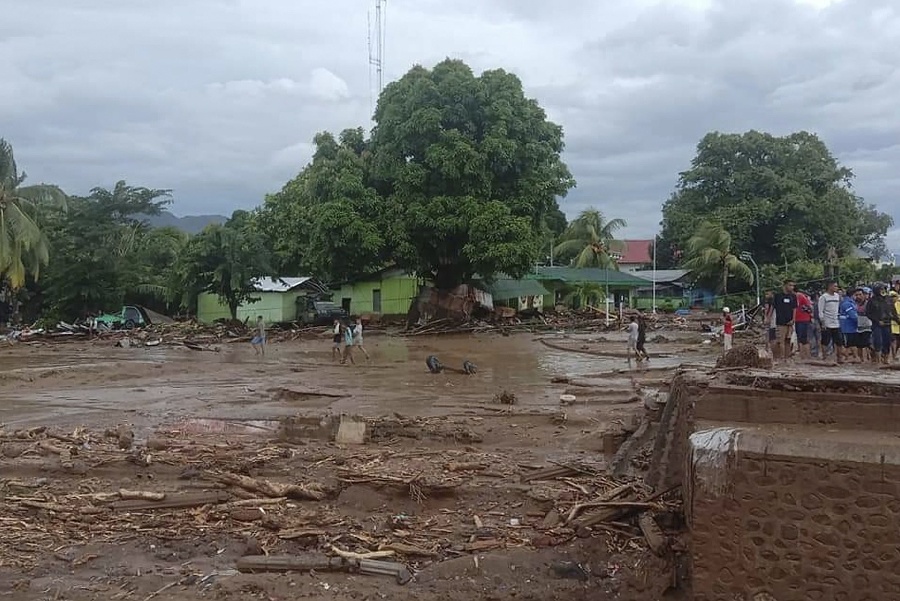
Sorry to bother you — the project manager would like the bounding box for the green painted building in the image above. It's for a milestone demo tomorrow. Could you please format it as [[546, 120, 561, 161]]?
[[196, 277, 325, 324], [528, 266, 649, 309], [338, 268, 424, 317], [481, 277, 550, 310]]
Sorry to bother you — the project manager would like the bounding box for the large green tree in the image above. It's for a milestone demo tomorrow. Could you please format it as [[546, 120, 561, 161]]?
[[255, 129, 385, 282], [681, 221, 754, 295], [0, 139, 66, 289], [41, 181, 170, 319], [369, 59, 575, 288], [658, 130, 892, 267], [553, 208, 626, 268], [173, 210, 271, 320]]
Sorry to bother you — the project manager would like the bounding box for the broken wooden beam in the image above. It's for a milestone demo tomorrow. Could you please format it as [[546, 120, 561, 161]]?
[[111, 490, 229, 511]]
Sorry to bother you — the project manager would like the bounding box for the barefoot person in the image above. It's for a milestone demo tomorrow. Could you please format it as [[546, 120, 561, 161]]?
[[340, 321, 355, 365], [636, 315, 650, 362], [626, 316, 640, 364], [352, 317, 370, 361], [251, 315, 266, 356], [331, 318, 342, 362]]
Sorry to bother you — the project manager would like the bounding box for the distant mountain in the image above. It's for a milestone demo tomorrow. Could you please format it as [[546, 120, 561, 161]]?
[[142, 211, 227, 234]]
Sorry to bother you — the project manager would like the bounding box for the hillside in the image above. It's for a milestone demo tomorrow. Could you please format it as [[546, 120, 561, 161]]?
[[142, 211, 226, 234]]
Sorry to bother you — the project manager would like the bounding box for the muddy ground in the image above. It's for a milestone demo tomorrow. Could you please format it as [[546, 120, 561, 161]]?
[[0, 329, 713, 601]]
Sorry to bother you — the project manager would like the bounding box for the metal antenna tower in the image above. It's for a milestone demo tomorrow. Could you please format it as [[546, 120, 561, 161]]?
[[367, 0, 386, 106]]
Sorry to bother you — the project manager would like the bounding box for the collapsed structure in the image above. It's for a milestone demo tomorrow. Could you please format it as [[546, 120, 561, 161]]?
[[644, 367, 900, 600]]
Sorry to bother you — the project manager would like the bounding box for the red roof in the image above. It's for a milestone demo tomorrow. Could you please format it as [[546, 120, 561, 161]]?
[[617, 239, 653, 265]]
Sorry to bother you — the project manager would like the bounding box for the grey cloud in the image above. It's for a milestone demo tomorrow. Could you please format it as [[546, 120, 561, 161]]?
[[1, 0, 898, 250]]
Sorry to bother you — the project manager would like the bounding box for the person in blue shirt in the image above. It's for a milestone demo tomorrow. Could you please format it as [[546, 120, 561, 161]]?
[[838, 290, 859, 364]]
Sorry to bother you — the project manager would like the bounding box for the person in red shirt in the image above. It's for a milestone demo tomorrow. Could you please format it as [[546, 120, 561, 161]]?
[[794, 288, 814, 360], [722, 307, 734, 353]]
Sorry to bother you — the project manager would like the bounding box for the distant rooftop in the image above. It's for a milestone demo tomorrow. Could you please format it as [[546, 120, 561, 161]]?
[[252, 276, 313, 293], [632, 269, 692, 283]]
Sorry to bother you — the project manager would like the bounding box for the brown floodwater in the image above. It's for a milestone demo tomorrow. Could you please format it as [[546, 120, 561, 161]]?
[[0, 332, 700, 430]]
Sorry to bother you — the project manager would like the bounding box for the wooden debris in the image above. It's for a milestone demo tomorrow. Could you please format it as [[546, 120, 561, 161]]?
[[520, 464, 580, 483], [565, 483, 633, 524], [638, 512, 668, 556], [118, 489, 166, 501], [464, 539, 504, 552], [111, 491, 229, 511], [380, 542, 438, 557], [278, 528, 327, 540], [215, 472, 327, 501], [330, 545, 395, 561], [238, 554, 344, 573]]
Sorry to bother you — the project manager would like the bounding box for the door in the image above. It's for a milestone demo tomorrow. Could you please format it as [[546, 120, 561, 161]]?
[[341, 298, 351, 313], [372, 289, 382, 314]]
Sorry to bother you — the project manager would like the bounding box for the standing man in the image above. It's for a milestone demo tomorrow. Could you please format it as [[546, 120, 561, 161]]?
[[772, 280, 798, 361], [352, 317, 370, 362], [794, 288, 814, 360], [838, 288, 858, 363], [340, 321, 356, 365], [332, 318, 342, 362], [818, 281, 841, 363], [722, 307, 734, 353], [867, 284, 899, 364], [892, 290, 900, 361], [856, 288, 873, 362], [626, 316, 640, 364], [251, 315, 266, 356], [763, 290, 776, 354]]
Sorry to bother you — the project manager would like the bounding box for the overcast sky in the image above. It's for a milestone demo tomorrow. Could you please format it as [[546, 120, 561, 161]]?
[[2, 0, 899, 247]]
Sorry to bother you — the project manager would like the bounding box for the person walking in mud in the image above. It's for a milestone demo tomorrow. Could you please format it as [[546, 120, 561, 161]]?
[[340, 321, 355, 365], [331, 318, 342, 362], [351, 317, 370, 362], [626, 315, 640, 364], [636, 315, 650, 362], [251, 315, 266, 356]]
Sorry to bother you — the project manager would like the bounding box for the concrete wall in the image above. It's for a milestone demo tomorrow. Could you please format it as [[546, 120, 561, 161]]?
[[197, 292, 297, 324], [339, 274, 421, 317]]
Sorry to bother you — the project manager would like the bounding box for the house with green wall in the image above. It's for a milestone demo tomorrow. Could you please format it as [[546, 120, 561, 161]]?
[[479, 277, 550, 311], [337, 268, 424, 318], [197, 277, 326, 324], [527, 266, 648, 309]]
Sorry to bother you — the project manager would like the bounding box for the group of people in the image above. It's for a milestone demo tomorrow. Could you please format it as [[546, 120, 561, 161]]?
[[763, 278, 900, 364], [332, 317, 369, 364], [626, 314, 650, 363]]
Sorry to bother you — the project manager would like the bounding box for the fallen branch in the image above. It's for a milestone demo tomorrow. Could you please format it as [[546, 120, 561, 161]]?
[[331, 545, 395, 560], [118, 489, 166, 501], [215, 472, 327, 501], [111, 491, 229, 511]]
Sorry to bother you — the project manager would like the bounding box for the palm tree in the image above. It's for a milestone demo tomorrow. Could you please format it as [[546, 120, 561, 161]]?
[[682, 221, 753, 295], [0, 139, 66, 288], [553, 208, 627, 269]]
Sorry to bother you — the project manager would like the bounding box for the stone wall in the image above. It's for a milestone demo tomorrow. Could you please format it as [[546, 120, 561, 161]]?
[[688, 429, 900, 600], [647, 368, 900, 600]]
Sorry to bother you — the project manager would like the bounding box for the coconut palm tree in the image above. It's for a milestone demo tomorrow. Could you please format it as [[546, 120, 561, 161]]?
[[553, 208, 627, 269], [0, 139, 66, 288], [682, 221, 753, 295]]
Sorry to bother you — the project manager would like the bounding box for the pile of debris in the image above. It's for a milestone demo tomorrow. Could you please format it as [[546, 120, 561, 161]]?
[[0, 421, 685, 580]]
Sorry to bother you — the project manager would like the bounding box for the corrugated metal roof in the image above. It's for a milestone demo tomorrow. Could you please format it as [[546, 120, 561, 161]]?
[[484, 278, 550, 300], [531, 267, 648, 287], [632, 269, 692, 283], [252, 276, 312, 292]]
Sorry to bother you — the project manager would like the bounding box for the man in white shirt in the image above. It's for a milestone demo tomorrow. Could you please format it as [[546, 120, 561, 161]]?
[[817, 281, 841, 361], [352, 317, 370, 361], [626, 316, 639, 364]]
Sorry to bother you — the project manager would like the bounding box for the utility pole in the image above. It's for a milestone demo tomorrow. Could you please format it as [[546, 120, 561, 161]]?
[[740, 251, 761, 307], [651, 236, 657, 314]]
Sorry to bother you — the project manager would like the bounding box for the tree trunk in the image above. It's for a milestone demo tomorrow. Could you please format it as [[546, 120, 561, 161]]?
[[722, 265, 729, 297], [228, 301, 239, 321], [434, 266, 465, 291]]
